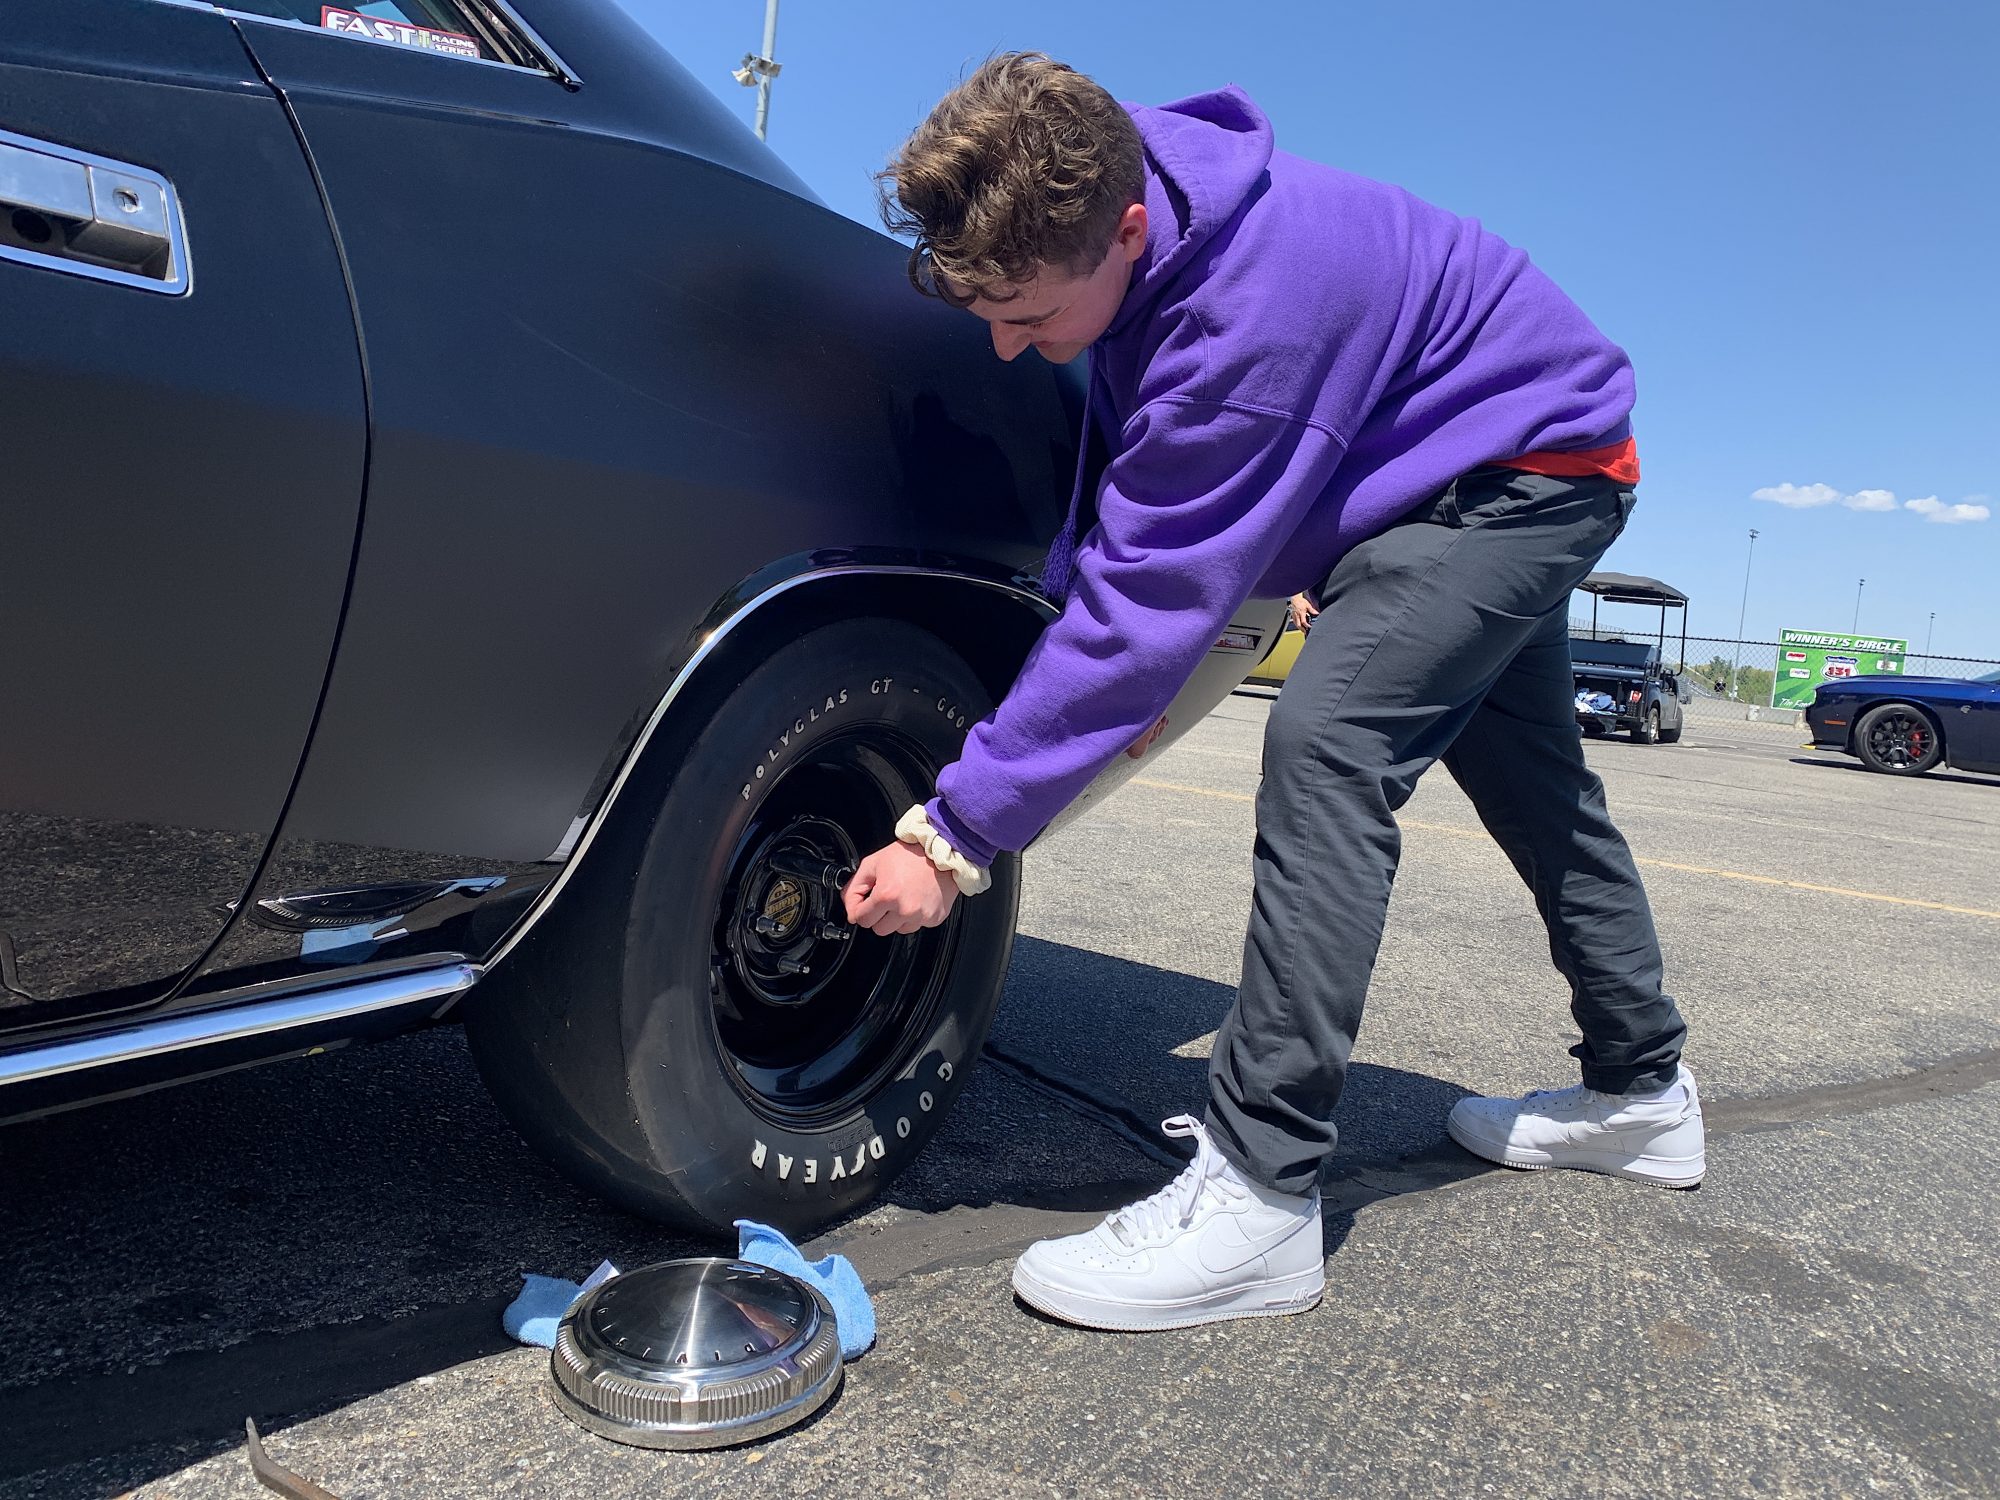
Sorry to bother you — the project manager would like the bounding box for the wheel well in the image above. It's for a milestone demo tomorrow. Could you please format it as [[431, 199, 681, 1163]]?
[[477, 569, 1050, 984], [676, 572, 1051, 709]]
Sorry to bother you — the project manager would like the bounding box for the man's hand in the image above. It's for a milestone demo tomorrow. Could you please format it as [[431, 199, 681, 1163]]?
[[1126, 715, 1169, 760], [844, 840, 959, 935], [1288, 592, 1320, 633]]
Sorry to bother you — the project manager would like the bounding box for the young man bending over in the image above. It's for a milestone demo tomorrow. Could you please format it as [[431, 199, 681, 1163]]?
[[844, 54, 1702, 1332]]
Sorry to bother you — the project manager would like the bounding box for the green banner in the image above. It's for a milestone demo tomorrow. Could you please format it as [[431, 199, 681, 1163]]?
[[1772, 628, 1908, 708]]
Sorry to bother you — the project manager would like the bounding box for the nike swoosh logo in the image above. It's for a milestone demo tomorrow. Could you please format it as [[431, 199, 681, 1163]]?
[[1194, 1210, 1308, 1276]]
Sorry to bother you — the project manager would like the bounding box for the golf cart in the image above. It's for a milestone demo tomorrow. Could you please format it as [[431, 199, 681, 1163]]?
[[1572, 572, 1691, 744]]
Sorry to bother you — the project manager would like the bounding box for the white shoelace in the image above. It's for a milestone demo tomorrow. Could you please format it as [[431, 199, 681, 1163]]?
[[1105, 1115, 1244, 1250]]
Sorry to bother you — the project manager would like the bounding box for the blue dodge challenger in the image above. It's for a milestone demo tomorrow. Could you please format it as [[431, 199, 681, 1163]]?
[[1805, 669, 2000, 777]]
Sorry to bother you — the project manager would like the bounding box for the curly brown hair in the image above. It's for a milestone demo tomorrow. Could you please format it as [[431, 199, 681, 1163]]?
[[877, 53, 1144, 306]]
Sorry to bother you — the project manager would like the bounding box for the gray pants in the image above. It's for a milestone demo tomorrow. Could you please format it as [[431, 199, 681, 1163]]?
[[1205, 467, 1688, 1194]]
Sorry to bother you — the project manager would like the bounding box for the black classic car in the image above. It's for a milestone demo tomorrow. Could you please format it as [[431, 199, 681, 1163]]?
[[1805, 669, 2000, 776], [0, 0, 1284, 1233]]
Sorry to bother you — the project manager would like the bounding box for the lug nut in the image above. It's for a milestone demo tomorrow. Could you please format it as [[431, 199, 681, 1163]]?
[[768, 850, 854, 891]]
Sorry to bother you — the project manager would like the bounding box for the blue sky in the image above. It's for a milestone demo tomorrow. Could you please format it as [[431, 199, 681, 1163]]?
[[624, 0, 1997, 662]]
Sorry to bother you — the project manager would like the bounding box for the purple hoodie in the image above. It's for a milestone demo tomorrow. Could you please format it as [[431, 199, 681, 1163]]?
[[926, 87, 1635, 866]]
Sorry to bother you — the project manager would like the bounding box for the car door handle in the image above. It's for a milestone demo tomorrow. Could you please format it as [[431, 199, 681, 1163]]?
[[0, 128, 189, 293]]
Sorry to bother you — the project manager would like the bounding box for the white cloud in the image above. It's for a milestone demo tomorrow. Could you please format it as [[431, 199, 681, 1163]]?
[[1752, 482, 1841, 508], [1903, 496, 1991, 524], [1843, 488, 1898, 511], [1753, 481, 1989, 524]]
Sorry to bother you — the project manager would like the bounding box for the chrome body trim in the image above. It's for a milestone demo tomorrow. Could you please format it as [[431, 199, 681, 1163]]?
[[0, 963, 477, 1088], [465, 0, 580, 86], [475, 564, 1055, 982]]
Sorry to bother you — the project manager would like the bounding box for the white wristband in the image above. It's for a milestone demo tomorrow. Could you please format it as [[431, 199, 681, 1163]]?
[[894, 805, 992, 896]]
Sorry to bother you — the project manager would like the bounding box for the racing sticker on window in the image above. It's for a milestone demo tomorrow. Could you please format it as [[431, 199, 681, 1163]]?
[[320, 7, 482, 58]]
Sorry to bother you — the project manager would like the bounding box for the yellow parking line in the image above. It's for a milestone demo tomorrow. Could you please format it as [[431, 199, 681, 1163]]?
[[1131, 777, 1254, 802], [1129, 777, 2000, 921], [1615, 858, 2000, 920]]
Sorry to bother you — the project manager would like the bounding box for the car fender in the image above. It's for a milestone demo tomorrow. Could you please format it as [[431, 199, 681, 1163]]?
[[480, 565, 1287, 977]]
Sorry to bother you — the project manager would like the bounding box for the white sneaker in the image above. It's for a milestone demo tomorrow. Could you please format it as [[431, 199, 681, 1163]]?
[[1011, 1115, 1324, 1331], [1446, 1067, 1706, 1188]]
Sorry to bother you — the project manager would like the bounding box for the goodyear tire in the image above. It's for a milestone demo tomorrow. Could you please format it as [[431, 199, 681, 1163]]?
[[468, 619, 1016, 1235]]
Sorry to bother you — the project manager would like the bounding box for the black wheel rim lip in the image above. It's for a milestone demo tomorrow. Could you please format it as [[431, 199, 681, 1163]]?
[[709, 727, 958, 1129]]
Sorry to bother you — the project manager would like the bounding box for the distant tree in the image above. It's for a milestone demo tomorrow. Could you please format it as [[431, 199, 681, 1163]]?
[[1736, 666, 1776, 706]]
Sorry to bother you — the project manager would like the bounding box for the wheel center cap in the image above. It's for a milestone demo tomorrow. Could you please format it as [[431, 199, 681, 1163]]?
[[763, 877, 805, 939]]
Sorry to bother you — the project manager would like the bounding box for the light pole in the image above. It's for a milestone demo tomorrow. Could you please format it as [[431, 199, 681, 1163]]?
[[731, 0, 782, 140], [1852, 577, 1865, 633], [1731, 527, 1758, 700], [1926, 611, 1936, 657]]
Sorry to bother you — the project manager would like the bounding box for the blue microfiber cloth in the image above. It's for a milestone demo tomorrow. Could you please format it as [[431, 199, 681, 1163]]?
[[502, 1259, 617, 1349], [501, 1238, 873, 1361], [736, 1219, 875, 1361]]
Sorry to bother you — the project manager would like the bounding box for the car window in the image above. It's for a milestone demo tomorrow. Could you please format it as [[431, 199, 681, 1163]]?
[[1977, 668, 2000, 684], [225, 1, 501, 62]]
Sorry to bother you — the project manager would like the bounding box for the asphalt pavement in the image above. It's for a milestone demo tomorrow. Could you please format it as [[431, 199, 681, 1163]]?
[[3, 695, 1997, 1498]]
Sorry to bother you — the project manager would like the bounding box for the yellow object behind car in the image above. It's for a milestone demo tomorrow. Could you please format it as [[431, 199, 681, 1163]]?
[[1247, 622, 1306, 686]]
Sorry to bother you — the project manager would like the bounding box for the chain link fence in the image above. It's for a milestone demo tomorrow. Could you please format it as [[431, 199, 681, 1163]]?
[[1568, 625, 2000, 739]]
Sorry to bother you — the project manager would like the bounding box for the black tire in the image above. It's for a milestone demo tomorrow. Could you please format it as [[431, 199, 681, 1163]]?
[[1852, 702, 1943, 775], [467, 618, 1018, 1235], [1659, 711, 1683, 745], [1631, 704, 1660, 744]]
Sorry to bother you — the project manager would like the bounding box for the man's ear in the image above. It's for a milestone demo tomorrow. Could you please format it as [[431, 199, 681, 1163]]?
[[1114, 201, 1149, 263]]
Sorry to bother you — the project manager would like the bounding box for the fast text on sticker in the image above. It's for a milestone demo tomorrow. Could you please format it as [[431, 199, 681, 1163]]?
[[320, 7, 481, 58]]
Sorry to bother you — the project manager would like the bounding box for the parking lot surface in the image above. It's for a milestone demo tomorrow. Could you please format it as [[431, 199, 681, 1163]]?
[[4, 695, 1997, 1498]]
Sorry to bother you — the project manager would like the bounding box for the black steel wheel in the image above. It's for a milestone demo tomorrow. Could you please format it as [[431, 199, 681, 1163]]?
[[469, 618, 1016, 1233], [1852, 702, 1943, 775]]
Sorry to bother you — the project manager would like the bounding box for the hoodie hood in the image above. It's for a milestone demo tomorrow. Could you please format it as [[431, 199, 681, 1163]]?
[[1110, 87, 1275, 333]]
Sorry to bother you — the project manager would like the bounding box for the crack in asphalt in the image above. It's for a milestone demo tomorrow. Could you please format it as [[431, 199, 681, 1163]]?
[[1704, 1046, 2000, 1132], [857, 1041, 2000, 1288], [976, 1042, 1186, 1170]]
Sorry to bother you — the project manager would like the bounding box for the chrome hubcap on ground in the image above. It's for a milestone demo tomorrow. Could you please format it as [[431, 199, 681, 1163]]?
[[549, 1259, 842, 1449]]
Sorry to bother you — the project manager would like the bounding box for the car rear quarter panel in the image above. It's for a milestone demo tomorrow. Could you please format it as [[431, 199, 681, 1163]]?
[[171, 0, 1076, 1003]]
